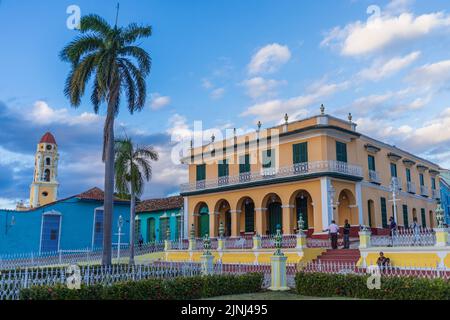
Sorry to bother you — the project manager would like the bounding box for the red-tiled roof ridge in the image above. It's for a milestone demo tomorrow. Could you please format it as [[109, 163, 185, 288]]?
[[40, 132, 57, 145], [76, 187, 129, 202], [136, 195, 183, 213]]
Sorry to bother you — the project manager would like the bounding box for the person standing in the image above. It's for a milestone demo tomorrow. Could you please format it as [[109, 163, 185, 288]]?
[[389, 217, 397, 246], [343, 219, 351, 249], [324, 220, 340, 250], [410, 218, 420, 246]]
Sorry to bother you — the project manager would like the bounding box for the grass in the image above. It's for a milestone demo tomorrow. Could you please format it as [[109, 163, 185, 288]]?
[[201, 290, 359, 300]]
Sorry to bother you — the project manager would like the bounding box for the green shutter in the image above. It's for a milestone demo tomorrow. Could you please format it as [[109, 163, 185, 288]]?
[[420, 174, 424, 186], [368, 155, 376, 171], [293, 143, 308, 164], [196, 164, 206, 181], [239, 154, 250, 173], [336, 141, 347, 163], [406, 168, 411, 182], [390, 163, 397, 177], [402, 205, 409, 227], [367, 201, 372, 227], [381, 197, 388, 228], [263, 149, 274, 168], [421, 208, 426, 227]]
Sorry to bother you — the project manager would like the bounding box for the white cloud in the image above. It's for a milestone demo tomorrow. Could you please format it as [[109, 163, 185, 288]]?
[[241, 81, 349, 122], [407, 59, 450, 88], [150, 93, 171, 110], [201, 79, 214, 89], [210, 88, 225, 100], [385, 0, 414, 15], [248, 43, 291, 75], [0, 198, 22, 210], [322, 12, 450, 56], [358, 51, 420, 81], [26, 101, 100, 126], [241, 77, 286, 99], [0, 146, 34, 168]]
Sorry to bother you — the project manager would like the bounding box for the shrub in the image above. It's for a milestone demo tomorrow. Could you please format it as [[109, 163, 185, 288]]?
[[295, 272, 450, 300], [20, 273, 263, 300]]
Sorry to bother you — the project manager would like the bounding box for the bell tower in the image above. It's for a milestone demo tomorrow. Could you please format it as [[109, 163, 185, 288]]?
[[29, 132, 59, 208]]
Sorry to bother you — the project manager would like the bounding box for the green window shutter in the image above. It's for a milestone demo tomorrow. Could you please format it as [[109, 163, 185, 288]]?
[[381, 197, 388, 228], [431, 178, 436, 190], [402, 205, 409, 227], [420, 173, 424, 186], [196, 164, 206, 181], [293, 142, 308, 164], [336, 142, 347, 163], [390, 163, 397, 178], [263, 149, 274, 168], [218, 159, 229, 177], [406, 168, 411, 182], [367, 201, 372, 227], [421, 208, 426, 227], [368, 155, 376, 171], [239, 154, 250, 173], [293, 144, 300, 164]]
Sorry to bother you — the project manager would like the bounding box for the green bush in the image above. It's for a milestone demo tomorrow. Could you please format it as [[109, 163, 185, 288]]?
[[20, 273, 263, 300], [295, 272, 450, 300]]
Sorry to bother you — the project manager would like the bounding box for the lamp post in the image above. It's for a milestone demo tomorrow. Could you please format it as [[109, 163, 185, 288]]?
[[117, 215, 124, 260], [389, 178, 400, 224]]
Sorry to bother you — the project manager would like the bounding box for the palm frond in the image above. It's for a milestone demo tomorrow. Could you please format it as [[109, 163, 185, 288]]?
[[122, 24, 152, 44], [80, 14, 112, 36]]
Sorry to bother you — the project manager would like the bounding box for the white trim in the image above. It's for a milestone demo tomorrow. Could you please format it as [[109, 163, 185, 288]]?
[[355, 182, 363, 225], [320, 177, 332, 227], [39, 210, 62, 254], [91, 207, 104, 250], [183, 197, 189, 239]]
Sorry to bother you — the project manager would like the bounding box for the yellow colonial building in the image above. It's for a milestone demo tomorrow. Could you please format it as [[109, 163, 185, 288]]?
[[180, 106, 441, 239]]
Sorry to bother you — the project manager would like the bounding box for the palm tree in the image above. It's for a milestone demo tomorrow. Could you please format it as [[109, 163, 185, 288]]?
[[115, 137, 159, 265], [60, 14, 152, 265]]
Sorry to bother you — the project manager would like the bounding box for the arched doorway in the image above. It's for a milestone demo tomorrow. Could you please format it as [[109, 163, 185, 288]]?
[[264, 194, 282, 235], [215, 199, 231, 237], [429, 210, 434, 228], [337, 189, 356, 225], [198, 204, 210, 237], [412, 208, 417, 223], [237, 197, 256, 234], [367, 200, 375, 228]]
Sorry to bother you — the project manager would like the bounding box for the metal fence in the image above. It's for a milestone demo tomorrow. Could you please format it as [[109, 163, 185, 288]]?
[[371, 228, 436, 247], [0, 242, 165, 270]]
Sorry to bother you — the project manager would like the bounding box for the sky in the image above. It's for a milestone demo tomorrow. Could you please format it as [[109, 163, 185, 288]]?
[[1, 0, 450, 209]]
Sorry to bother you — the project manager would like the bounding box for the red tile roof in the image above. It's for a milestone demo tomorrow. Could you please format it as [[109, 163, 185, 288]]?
[[40, 132, 57, 145], [136, 196, 183, 213], [76, 187, 129, 202]]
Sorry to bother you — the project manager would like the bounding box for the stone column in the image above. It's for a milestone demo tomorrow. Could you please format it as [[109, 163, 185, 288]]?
[[230, 210, 241, 237], [358, 230, 371, 249], [255, 208, 267, 236], [269, 228, 289, 291], [281, 205, 294, 234], [209, 212, 219, 238], [435, 228, 448, 247]]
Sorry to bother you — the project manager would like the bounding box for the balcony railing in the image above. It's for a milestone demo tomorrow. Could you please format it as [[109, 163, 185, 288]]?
[[420, 185, 429, 197], [407, 181, 416, 194], [432, 189, 440, 200], [368, 170, 381, 184], [181, 160, 363, 193]]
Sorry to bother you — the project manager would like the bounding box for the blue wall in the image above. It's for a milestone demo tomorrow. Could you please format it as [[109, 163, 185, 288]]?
[[0, 198, 130, 255], [137, 209, 182, 242], [440, 180, 450, 225]]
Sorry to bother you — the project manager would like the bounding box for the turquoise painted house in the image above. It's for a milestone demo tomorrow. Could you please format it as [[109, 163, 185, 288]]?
[[136, 196, 184, 242], [0, 188, 131, 255]]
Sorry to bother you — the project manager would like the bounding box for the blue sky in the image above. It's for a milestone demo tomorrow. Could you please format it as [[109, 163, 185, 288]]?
[[1, 0, 450, 208]]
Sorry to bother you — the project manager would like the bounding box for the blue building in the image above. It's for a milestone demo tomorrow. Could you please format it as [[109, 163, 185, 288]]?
[[136, 196, 184, 242], [0, 188, 130, 255], [440, 171, 450, 225]]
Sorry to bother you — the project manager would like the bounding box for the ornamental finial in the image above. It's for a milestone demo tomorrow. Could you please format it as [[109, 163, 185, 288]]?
[[166, 225, 171, 239], [203, 233, 211, 255], [320, 104, 325, 115], [190, 224, 195, 239], [284, 113, 289, 124], [297, 215, 304, 235], [211, 133, 215, 143], [257, 121, 262, 131], [219, 221, 225, 238], [348, 113, 353, 123], [274, 225, 284, 256]]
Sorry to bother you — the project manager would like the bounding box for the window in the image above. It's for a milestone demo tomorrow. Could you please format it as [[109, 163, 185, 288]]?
[[293, 142, 308, 164], [93, 209, 104, 248], [44, 169, 51, 182], [159, 218, 169, 241], [419, 173, 425, 186], [218, 159, 229, 177], [336, 141, 347, 163], [41, 214, 61, 253], [402, 205, 409, 227], [135, 219, 141, 243], [431, 177, 436, 190], [390, 163, 397, 178], [42, 192, 48, 197], [196, 164, 206, 181], [406, 168, 411, 182], [368, 155, 376, 171], [244, 202, 255, 233], [262, 149, 275, 169], [380, 197, 388, 228], [46, 158, 51, 166], [421, 208, 426, 227], [239, 154, 251, 174]]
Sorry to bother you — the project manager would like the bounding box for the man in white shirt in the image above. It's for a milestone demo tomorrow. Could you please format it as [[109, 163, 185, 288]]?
[[325, 220, 339, 249]]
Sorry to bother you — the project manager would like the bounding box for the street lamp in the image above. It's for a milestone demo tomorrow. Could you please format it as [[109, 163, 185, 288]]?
[[389, 178, 400, 224]]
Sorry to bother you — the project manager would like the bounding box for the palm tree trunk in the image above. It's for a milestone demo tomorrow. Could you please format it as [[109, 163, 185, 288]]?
[[129, 184, 136, 265], [102, 103, 116, 266]]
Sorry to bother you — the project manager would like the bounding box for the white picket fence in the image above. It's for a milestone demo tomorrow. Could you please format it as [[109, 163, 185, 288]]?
[[371, 228, 436, 247], [0, 242, 165, 270]]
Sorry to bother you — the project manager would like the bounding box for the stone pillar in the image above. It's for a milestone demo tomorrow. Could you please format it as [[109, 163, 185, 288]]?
[[281, 205, 294, 234], [230, 210, 241, 237], [269, 229, 289, 291], [164, 239, 171, 251], [188, 225, 196, 251], [320, 177, 333, 231], [296, 233, 307, 250], [355, 182, 363, 226], [209, 212, 218, 238], [359, 230, 371, 249], [255, 208, 267, 236], [217, 238, 225, 251], [434, 228, 448, 247]]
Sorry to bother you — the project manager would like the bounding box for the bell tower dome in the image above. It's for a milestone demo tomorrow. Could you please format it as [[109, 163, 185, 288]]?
[[29, 132, 59, 208]]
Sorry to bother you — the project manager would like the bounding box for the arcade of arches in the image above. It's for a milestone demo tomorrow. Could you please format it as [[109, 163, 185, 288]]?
[[187, 179, 362, 237]]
